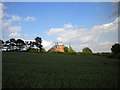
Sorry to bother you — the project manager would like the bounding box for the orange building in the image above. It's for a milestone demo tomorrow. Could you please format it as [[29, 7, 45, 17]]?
[[48, 42, 65, 52]]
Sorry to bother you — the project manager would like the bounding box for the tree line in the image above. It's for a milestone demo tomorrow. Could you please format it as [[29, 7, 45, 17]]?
[[63, 43, 120, 59], [0, 37, 43, 52], [0, 37, 120, 58]]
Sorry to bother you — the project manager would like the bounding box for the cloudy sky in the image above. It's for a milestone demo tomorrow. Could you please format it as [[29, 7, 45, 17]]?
[[1, 2, 119, 52]]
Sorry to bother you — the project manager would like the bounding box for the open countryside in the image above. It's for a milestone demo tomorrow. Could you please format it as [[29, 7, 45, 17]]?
[[1, 2, 120, 88], [3, 52, 120, 88]]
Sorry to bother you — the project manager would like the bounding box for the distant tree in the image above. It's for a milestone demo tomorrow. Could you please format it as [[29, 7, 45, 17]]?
[[68, 45, 75, 53], [5, 40, 10, 45], [26, 48, 37, 53], [5, 40, 10, 51], [111, 43, 120, 54], [10, 38, 15, 43], [29, 41, 35, 48], [64, 47, 69, 52], [0, 40, 4, 49], [9, 38, 16, 50], [15, 39, 25, 51], [0, 40, 4, 44], [35, 37, 43, 52], [82, 47, 92, 54], [25, 41, 29, 49], [41, 48, 46, 53]]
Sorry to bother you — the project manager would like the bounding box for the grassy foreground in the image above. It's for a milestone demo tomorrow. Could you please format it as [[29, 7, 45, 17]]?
[[2, 52, 120, 88]]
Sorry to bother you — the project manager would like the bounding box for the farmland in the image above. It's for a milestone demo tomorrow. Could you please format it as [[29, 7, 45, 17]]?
[[2, 52, 120, 88]]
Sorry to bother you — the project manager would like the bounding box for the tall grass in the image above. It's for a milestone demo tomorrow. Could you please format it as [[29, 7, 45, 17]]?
[[2, 52, 120, 88]]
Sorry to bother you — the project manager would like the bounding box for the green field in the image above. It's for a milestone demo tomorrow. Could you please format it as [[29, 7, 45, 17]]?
[[2, 52, 120, 88]]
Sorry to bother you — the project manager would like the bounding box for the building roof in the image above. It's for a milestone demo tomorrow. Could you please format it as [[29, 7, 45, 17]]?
[[48, 42, 65, 52]]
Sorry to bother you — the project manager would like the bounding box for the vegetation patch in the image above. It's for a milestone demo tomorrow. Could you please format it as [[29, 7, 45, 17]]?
[[2, 52, 120, 88]]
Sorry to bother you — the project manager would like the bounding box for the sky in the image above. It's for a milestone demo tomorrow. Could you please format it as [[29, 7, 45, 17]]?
[[1, 2, 119, 52]]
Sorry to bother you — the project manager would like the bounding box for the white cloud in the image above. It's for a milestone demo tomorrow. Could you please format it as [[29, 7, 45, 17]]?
[[9, 32, 21, 38], [0, 2, 7, 10], [47, 17, 118, 43], [46, 28, 65, 35], [24, 34, 29, 37], [8, 26, 21, 32], [24, 16, 36, 21], [64, 24, 73, 28], [92, 17, 118, 33], [11, 15, 21, 21], [3, 14, 21, 22], [53, 29, 97, 43], [2, 3, 38, 40], [72, 41, 117, 52], [0, 3, 3, 19], [2, 7, 37, 39], [90, 41, 118, 52], [3, 15, 37, 32], [42, 40, 53, 51], [3, 14, 22, 30], [46, 17, 118, 52]]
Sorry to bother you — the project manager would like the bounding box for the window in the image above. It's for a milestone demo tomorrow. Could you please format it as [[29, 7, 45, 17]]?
[[53, 45, 57, 48]]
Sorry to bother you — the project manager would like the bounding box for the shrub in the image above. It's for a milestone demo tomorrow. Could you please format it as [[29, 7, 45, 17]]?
[[63, 47, 69, 52], [114, 53, 120, 59], [68, 52, 78, 55], [41, 48, 46, 53], [82, 47, 92, 54], [101, 52, 111, 56], [68, 46, 76, 53], [10, 49, 19, 52], [26, 48, 37, 53], [108, 53, 120, 59], [111, 43, 120, 54], [107, 43, 120, 59], [78, 52, 92, 55], [48, 51, 58, 54]]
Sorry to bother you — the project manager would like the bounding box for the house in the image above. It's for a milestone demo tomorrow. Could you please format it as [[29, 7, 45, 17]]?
[[48, 42, 65, 52]]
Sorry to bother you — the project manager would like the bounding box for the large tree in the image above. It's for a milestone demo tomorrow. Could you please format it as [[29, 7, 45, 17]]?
[[64, 46, 69, 52], [4, 40, 11, 51], [0, 40, 4, 49], [9, 38, 16, 50], [41, 48, 46, 53], [68, 45, 75, 53], [29, 41, 35, 48], [82, 47, 92, 54], [15, 39, 25, 51], [111, 43, 120, 54], [35, 37, 43, 52]]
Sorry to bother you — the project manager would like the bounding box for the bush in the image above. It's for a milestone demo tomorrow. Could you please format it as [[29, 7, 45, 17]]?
[[114, 53, 120, 59], [63, 47, 69, 52], [47, 51, 56, 53], [10, 49, 19, 52], [48, 51, 78, 55], [82, 47, 93, 54], [26, 48, 37, 53], [100, 52, 111, 56], [92, 53, 102, 56], [41, 48, 46, 53], [108, 53, 120, 59], [111, 43, 120, 54], [47, 51, 63, 54], [68, 52, 78, 55], [78, 52, 92, 55], [92, 53, 98, 55]]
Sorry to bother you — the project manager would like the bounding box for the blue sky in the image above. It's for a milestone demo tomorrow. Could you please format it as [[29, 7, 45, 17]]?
[[2, 2, 118, 52]]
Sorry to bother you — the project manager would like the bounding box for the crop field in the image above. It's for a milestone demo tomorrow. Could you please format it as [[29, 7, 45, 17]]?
[[2, 52, 120, 88]]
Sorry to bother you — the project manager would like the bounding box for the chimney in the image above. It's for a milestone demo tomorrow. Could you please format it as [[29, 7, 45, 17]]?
[[55, 42, 58, 45]]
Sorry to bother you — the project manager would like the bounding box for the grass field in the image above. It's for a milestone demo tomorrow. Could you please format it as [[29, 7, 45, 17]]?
[[2, 52, 120, 88]]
